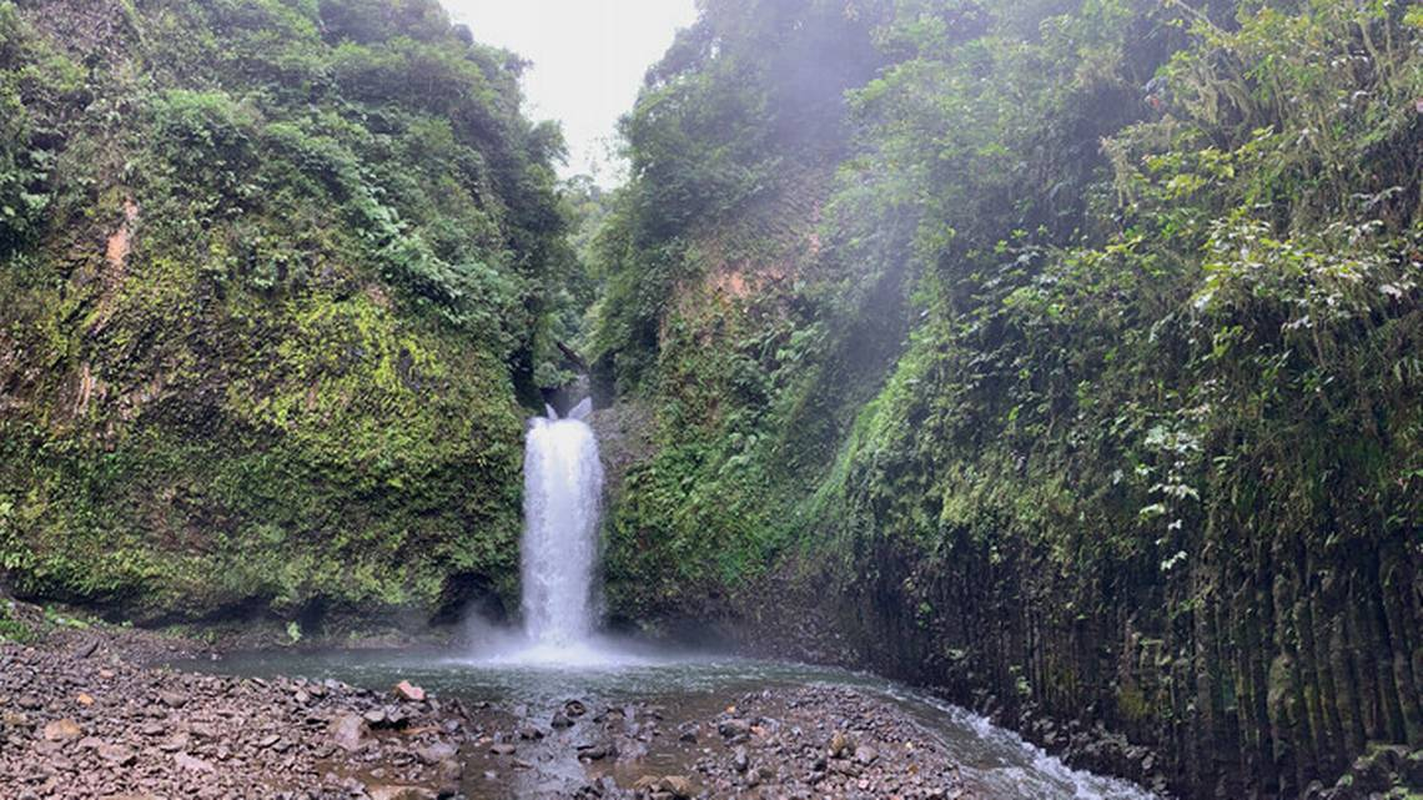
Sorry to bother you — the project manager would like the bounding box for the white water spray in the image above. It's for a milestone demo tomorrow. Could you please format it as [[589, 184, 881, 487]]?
[[520, 398, 603, 648]]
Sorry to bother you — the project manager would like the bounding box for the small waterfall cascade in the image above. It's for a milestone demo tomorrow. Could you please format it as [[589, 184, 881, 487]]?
[[520, 397, 603, 648]]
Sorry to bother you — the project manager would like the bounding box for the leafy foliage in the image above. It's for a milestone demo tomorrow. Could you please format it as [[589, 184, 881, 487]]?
[[0, 0, 570, 619], [596, 0, 1422, 793]]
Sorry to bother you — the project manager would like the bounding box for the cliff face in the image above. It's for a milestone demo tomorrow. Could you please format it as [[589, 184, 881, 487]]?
[[0, 0, 570, 620], [592, 1, 1423, 796]]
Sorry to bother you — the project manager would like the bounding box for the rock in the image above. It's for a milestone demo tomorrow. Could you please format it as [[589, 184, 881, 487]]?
[[435, 756, 462, 784], [367, 786, 436, 800], [328, 713, 370, 751], [42, 718, 82, 741], [189, 721, 219, 739], [393, 681, 426, 702], [659, 775, 694, 798], [829, 757, 861, 777], [75, 692, 94, 706], [732, 745, 749, 773], [174, 752, 215, 773], [71, 639, 99, 659], [489, 743, 517, 756], [16, 695, 41, 710], [98, 742, 136, 765], [577, 743, 609, 760], [416, 742, 457, 764], [564, 699, 588, 717], [829, 729, 852, 757], [519, 723, 545, 740], [159, 690, 188, 708], [364, 709, 388, 726], [718, 718, 750, 739], [854, 744, 879, 765]]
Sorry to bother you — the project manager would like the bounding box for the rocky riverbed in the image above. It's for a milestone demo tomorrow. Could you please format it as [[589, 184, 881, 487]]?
[[0, 609, 471, 799], [0, 604, 969, 799], [463, 685, 969, 799]]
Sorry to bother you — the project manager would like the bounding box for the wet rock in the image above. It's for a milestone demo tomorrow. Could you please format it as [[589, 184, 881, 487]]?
[[564, 699, 588, 718], [551, 711, 573, 729]]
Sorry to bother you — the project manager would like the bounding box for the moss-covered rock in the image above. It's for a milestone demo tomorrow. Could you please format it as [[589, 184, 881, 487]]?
[[0, 0, 570, 621]]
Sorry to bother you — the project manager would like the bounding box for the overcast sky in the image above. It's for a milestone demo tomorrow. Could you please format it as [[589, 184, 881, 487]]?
[[442, 0, 699, 186]]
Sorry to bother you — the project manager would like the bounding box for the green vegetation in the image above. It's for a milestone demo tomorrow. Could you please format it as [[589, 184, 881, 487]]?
[[0, 601, 34, 643], [1, 0, 1419, 795], [592, 0, 1422, 795], [0, 0, 576, 619]]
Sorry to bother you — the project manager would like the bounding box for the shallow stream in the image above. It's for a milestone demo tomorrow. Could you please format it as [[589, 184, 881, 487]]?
[[183, 642, 1157, 799]]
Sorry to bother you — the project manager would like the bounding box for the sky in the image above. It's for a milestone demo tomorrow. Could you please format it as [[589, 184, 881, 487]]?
[[441, 0, 700, 186]]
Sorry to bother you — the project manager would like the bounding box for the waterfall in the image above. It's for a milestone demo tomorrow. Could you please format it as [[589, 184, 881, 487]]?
[[520, 398, 602, 648]]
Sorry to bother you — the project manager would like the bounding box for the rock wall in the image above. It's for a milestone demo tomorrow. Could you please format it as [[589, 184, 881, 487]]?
[[0, 0, 567, 621]]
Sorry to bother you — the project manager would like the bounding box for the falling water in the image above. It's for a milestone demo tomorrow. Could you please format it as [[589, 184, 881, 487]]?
[[521, 398, 603, 648]]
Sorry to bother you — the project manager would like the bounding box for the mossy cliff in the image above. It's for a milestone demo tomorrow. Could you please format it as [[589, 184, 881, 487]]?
[[0, 0, 572, 620], [591, 1, 1423, 796]]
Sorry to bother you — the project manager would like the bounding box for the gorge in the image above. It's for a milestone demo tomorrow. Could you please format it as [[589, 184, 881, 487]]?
[[0, 0, 1420, 798]]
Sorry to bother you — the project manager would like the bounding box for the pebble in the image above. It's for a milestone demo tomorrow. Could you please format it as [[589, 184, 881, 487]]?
[[0, 613, 470, 800]]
